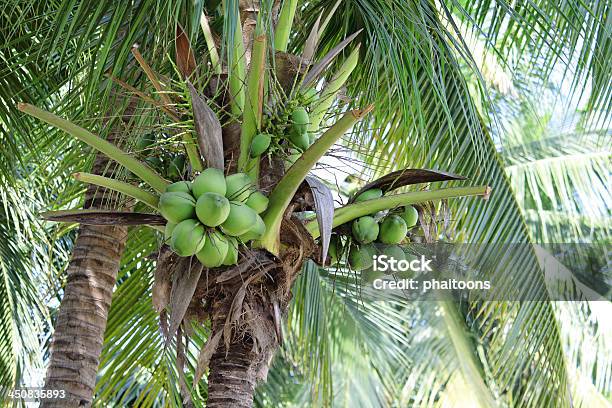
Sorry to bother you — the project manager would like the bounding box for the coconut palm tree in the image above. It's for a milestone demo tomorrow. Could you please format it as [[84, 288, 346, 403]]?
[[0, 0, 609, 407]]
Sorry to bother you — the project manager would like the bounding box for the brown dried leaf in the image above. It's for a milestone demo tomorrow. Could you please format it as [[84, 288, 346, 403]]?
[[349, 168, 466, 203], [223, 271, 264, 351], [166, 260, 203, 345], [272, 299, 283, 344], [302, 13, 322, 62], [193, 330, 223, 386], [152, 246, 176, 313], [305, 176, 334, 264], [159, 310, 168, 339], [188, 82, 224, 170], [176, 329, 194, 408], [41, 210, 166, 226], [224, 285, 246, 350], [176, 24, 197, 79], [108, 74, 179, 121], [131, 46, 174, 109], [244, 302, 273, 354]]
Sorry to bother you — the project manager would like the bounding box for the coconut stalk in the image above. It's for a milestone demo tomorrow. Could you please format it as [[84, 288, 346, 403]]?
[[305, 185, 492, 238], [274, 0, 298, 52], [259, 106, 373, 254], [238, 26, 267, 179], [181, 131, 205, 172], [17, 103, 170, 192], [309, 45, 360, 132], [229, 9, 246, 115], [200, 12, 221, 74], [131, 46, 174, 108], [73, 172, 159, 209]]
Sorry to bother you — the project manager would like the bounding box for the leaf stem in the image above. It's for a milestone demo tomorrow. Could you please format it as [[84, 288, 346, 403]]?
[[259, 107, 373, 254], [306, 185, 491, 238], [239, 29, 267, 179], [200, 12, 221, 74], [309, 45, 360, 132], [73, 172, 159, 209], [274, 0, 298, 52], [18, 103, 170, 192], [229, 12, 246, 115]]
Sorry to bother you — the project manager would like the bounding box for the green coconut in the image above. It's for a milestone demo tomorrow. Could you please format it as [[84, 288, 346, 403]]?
[[166, 181, 192, 194], [401, 205, 419, 228], [379, 244, 406, 263], [220, 201, 258, 236], [144, 156, 163, 170], [225, 173, 254, 202], [291, 107, 309, 134], [352, 216, 379, 244], [396, 253, 419, 279], [170, 219, 206, 257], [192, 168, 227, 197], [354, 188, 383, 202], [245, 191, 269, 214], [164, 222, 177, 243], [136, 133, 155, 152], [361, 267, 384, 284], [289, 129, 310, 151], [158, 192, 196, 223], [223, 237, 239, 265], [195, 192, 231, 227], [348, 244, 375, 271], [238, 214, 266, 242], [196, 230, 229, 268], [250, 133, 272, 157], [328, 235, 344, 263], [167, 155, 186, 179], [378, 215, 408, 244]]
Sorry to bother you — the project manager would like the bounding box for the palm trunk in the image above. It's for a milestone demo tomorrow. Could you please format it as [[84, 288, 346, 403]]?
[[207, 341, 258, 408], [42, 224, 127, 407], [42, 99, 136, 407]]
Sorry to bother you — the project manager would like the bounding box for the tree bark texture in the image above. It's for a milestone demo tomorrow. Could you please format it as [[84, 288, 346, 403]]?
[[207, 340, 258, 408]]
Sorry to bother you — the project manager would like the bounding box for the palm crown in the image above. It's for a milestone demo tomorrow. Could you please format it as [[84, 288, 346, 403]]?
[[0, 0, 609, 407]]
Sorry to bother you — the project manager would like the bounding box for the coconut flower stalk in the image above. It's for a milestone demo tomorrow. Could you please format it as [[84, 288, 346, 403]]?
[[228, 4, 246, 116], [306, 186, 491, 238]]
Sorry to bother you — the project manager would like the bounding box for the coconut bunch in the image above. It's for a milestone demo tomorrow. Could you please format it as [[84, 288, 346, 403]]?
[[158, 168, 269, 267], [249, 92, 317, 162], [327, 188, 420, 272], [134, 133, 187, 180]]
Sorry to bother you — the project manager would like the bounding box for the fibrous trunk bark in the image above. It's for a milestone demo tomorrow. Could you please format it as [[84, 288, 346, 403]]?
[[207, 340, 258, 407], [41, 99, 136, 407]]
